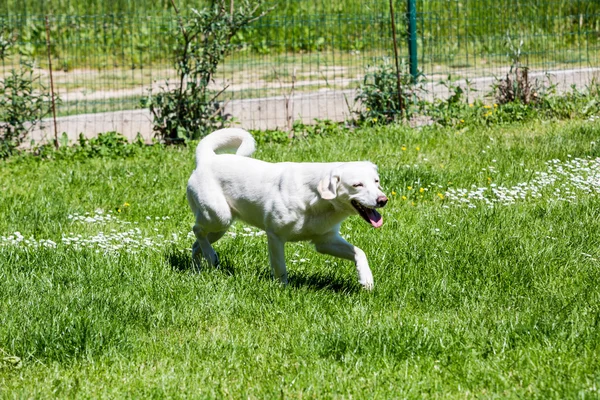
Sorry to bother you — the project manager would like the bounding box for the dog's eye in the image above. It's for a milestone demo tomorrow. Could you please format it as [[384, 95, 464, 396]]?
[[375, 179, 380, 183], [353, 183, 363, 187]]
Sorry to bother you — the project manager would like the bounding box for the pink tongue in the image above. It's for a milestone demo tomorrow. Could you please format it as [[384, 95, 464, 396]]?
[[366, 209, 383, 228]]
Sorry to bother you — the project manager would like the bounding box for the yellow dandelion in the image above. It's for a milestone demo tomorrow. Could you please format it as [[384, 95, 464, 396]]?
[[493, 103, 498, 107], [437, 193, 444, 200], [469, 103, 474, 107], [407, 186, 413, 190], [416, 146, 420, 151], [391, 190, 397, 196], [411, 202, 416, 206], [401, 146, 407, 151], [419, 187, 425, 193], [402, 195, 407, 200], [484, 104, 492, 109], [124, 202, 130, 207]]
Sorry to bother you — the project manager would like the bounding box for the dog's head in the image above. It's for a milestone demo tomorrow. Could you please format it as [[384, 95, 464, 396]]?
[[317, 162, 388, 228]]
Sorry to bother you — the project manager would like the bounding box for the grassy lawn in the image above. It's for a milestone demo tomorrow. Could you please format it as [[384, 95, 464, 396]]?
[[1, 119, 600, 397]]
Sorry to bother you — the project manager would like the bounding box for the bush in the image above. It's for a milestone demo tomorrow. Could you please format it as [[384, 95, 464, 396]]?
[[145, 0, 269, 142], [33, 132, 146, 161], [354, 60, 424, 126], [251, 119, 351, 145], [0, 60, 53, 158], [0, 26, 55, 159]]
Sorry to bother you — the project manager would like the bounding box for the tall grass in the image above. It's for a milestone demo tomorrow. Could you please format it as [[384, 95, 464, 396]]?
[[1, 119, 600, 396]]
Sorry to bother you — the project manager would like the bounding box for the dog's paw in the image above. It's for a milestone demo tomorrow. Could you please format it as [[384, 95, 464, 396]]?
[[277, 273, 289, 285], [358, 273, 374, 290]]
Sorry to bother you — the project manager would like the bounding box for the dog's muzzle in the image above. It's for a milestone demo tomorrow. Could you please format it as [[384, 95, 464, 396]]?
[[351, 199, 385, 228]]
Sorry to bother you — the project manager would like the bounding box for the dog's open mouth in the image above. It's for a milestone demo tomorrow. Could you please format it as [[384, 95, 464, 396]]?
[[351, 200, 383, 228]]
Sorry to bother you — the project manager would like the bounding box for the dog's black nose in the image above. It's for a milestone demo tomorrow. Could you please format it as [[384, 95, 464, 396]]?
[[377, 195, 388, 207]]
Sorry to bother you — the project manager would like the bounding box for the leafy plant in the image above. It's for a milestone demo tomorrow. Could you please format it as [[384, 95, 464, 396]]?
[[0, 26, 57, 158], [491, 35, 550, 106], [0, 27, 13, 60], [73, 132, 145, 158], [145, 0, 270, 142], [33, 132, 146, 160], [535, 81, 600, 121], [422, 76, 478, 127], [292, 118, 350, 138], [0, 61, 54, 159], [354, 59, 423, 126], [420, 34, 599, 128], [251, 119, 350, 145]]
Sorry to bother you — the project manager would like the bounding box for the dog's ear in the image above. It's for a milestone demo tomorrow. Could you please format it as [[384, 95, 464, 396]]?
[[317, 172, 340, 200]]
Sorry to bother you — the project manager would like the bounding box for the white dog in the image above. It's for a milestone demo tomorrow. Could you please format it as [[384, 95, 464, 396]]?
[[186, 128, 388, 289]]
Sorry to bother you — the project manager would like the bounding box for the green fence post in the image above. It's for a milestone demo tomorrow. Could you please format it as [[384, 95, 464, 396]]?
[[407, 0, 418, 80]]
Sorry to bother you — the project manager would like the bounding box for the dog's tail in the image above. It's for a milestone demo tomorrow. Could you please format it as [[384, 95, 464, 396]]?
[[194, 128, 256, 166]]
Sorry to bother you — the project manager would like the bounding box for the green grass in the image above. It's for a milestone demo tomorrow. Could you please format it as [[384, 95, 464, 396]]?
[[2, 119, 600, 397]]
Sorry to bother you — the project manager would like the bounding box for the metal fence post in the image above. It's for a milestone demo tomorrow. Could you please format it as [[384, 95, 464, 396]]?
[[407, 0, 418, 80], [44, 15, 59, 149], [389, 0, 405, 114]]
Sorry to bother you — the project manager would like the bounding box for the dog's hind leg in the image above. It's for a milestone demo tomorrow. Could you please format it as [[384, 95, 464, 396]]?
[[188, 187, 232, 268], [192, 225, 220, 267], [207, 230, 228, 244]]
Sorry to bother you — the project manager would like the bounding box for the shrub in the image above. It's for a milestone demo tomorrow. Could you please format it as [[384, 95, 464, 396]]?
[[144, 0, 270, 142], [422, 77, 478, 127], [354, 60, 422, 126], [33, 132, 146, 160], [0, 27, 54, 159], [0, 61, 55, 159], [251, 119, 350, 145]]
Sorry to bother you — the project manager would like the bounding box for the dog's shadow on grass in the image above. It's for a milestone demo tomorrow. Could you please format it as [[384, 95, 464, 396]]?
[[166, 250, 359, 293], [166, 250, 236, 276], [289, 272, 361, 294]]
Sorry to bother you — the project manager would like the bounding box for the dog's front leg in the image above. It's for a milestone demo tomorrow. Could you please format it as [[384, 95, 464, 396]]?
[[314, 234, 374, 289], [267, 232, 288, 285]]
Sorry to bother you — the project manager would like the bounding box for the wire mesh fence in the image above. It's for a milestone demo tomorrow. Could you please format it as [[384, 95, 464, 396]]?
[[1, 0, 599, 142]]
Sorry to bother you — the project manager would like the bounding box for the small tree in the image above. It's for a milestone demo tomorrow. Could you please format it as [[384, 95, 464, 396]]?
[[145, 0, 270, 142], [0, 30, 53, 158]]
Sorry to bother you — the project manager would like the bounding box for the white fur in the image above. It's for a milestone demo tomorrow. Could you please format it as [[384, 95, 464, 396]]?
[[186, 128, 387, 289]]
